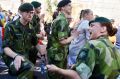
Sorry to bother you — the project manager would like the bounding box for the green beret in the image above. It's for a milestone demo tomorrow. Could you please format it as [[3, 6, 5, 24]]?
[[89, 17, 111, 25], [19, 3, 34, 12], [57, 0, 71, 8], [31, 1, 41, 8]]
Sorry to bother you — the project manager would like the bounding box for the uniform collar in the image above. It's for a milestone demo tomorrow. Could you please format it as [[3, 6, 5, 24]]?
[[59, 12, 66, 18], [98, 35, 108, 40], [15, 18, 32, 29], [59, 12, 68, 24]]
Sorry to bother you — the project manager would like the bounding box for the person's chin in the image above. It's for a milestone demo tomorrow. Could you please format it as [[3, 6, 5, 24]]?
[[90, 35, 96, 40], [27, 19, 32, 22]]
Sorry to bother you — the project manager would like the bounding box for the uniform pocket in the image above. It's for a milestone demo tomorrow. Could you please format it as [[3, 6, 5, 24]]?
[[14, 34, 24, 51]]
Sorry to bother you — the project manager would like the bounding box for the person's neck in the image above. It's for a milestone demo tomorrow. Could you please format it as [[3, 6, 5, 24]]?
[[61, 11, 69, 18], [97, 32, 108, 39], [34, 12, 39, 16], [83, 17, 90, 21], [20, 18, 28, 26]]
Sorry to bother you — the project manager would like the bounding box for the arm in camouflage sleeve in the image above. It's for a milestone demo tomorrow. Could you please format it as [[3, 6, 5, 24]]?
[[3, 24, 24, 71], [3, 24, 18, 58], [75, 43, 96, 79], [56, 20, 80, 45], [46, 64, 81, 79]]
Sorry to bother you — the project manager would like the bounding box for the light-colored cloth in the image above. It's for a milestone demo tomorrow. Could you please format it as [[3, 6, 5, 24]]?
[[68, 20, 90, 66], [115, 26, 120, 49]]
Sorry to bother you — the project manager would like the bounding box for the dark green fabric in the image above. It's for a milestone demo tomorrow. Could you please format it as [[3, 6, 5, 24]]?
[[2, 18, 38, 79], [30, 14, 40, 34], [18, 3, 34, 12], [89, 17, 111, 26], [57, 0, 71, 8], [47, 12, 70, 79], [31, 1, 41, 8], [75, 36, 120, 79]]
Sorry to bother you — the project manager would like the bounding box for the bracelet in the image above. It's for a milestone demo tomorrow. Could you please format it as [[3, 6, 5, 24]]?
[[13, 54, 19, 60]]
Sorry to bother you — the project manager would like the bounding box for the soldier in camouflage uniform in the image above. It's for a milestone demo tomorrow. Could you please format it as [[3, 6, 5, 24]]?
[[46, 17, 120, 79], [2, 3, 41, 79], [31, 1, 41, 34], [47, 0, 80, 79], [30, 1, 42, 64]]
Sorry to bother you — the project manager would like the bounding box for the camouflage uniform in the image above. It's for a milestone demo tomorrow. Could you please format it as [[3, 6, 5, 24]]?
[[47, 12, 70, 79], [29, 14, 40, 64], [75, 36, 120, 79], [2, 18, 38, 79], [31, 14, 40, 34]]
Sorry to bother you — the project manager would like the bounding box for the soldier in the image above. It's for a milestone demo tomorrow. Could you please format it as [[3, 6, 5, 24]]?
[[31, 1, 41, 36], [2, 3, 41, 79], [46, 17, 120, 79], [47, 0, 80, 79]]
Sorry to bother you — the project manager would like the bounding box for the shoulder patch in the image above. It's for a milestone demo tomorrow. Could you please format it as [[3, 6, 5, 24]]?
[[78, 48, 89, 60]]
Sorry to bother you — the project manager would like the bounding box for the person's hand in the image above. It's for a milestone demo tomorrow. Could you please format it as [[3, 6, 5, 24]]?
[[71, 29, 77, 35], [13, 55, 25, 71], [71, 29, 80, 38], [46, 64, 59, 72]]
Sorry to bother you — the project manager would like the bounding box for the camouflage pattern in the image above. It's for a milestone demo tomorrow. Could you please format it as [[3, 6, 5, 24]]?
[[2, 18, 38, 79], [30, 14, 40, 34], [29, 14, 40, 64], [75, 36, 120, 79], [47, 12, 70, 79]]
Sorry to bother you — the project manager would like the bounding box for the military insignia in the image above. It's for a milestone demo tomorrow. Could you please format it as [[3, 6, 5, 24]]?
[[78, 48, 89, 60]]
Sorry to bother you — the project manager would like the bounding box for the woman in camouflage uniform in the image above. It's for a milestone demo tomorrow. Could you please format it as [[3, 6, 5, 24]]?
[[46, 17, 120, 79]]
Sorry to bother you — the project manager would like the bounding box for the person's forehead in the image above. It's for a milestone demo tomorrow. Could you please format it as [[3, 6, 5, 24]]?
[[66, 3, 71, 6], [91, 22, 100, 25], [23, 10, 34, 13], [36, 6, 41, 9]]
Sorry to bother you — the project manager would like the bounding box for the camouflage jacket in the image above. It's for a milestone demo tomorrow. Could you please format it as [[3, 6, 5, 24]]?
[[30, 14, 40, 34], [75, 36, 120, 79], [3, 18, 38, 66], [47, 12, 70, 67]]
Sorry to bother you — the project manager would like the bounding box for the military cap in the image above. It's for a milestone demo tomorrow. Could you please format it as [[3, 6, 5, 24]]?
[[18, 3, 34, 12], [57, 0, 71, 8], [89, 17, 111, 25], [31, 1, 41, 8]]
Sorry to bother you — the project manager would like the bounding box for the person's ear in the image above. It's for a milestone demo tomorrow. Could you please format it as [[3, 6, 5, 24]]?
[[19, 11, 22, 17], [101, 26, 107, 33], [61, 7, 64, 11]]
